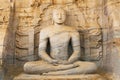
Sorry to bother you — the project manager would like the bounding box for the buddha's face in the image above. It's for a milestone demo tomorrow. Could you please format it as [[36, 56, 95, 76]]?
[[52, 9, 66, 24]]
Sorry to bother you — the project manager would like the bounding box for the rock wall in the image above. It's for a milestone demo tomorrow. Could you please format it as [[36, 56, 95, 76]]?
[[0, 0, 120, 79], [0, 0, 10, 65], [14, 0, 106, 63]]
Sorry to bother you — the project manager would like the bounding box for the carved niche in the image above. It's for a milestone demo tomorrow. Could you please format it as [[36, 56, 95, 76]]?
[[15, 0, 105, 63]]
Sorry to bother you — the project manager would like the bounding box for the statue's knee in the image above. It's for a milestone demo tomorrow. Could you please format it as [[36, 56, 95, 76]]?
[[23, 62, 33, 73], [23, 63, 28, 72]]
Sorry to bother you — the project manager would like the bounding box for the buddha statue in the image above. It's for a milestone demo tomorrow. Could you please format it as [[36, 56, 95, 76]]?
[[23, 8, 97, 75]]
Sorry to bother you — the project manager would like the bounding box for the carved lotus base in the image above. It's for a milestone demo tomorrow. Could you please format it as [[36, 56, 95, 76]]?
[[14, 73, 105, 80]]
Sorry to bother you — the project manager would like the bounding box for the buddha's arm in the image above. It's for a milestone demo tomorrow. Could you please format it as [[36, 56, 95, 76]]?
[[68, 32, 81, 63], [38, 30, 53, 63]]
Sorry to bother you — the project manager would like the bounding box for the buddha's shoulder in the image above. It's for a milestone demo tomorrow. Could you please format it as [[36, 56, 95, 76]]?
[[40, 25, 78, 33], [40, 26, 53, 33], [64, 26, 80, 36]]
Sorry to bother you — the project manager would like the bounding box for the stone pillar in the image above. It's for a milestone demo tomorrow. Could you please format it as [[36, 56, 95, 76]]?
[[84, 33, 91, 60]]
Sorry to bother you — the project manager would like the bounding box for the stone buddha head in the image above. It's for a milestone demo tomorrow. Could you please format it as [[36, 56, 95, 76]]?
[[52, 8, 66, 24]]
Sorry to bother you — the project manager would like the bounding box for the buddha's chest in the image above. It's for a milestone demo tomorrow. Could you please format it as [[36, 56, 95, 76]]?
[[49, 32, 71, 47], [48, 31, 72, 60]]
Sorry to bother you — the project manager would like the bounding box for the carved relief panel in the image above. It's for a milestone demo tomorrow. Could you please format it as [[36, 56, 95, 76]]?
[[15, 0, 106, 63]]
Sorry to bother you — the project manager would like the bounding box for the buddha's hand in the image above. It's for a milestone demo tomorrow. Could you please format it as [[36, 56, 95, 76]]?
[[49, 59, 59, 66], [58, 60, 71, 65], [73, 62, 79, 67]]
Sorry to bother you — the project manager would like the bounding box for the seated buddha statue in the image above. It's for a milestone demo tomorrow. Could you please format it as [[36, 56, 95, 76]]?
[[23, 7, 97, 75]]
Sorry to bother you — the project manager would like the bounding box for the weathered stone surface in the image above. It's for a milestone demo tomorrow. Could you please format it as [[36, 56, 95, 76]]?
[[0, 0, 120, 80], [14, 74, 104, 80], [23, 7, 97, 75], [13, 0, 105, 63], [0, 0, 10, 65]]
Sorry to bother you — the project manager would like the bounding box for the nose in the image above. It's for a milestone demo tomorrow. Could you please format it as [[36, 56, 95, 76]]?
[[58, 14, 62, 19]]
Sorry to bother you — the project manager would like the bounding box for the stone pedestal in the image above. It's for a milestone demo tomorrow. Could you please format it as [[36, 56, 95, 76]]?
[[14, 73, 105, 80]]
